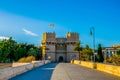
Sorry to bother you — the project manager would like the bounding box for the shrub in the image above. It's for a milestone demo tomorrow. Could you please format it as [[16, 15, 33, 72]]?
[[107, 55, 120, 66], [114, 55, 120, 66], [25, 56, 35, 62], [18, 57, 26, 62], [18, 56, 35, 62]]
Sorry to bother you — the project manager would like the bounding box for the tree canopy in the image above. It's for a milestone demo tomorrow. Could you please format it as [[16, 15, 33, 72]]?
[[74, 42, 83, 60], [0, 37, 42, 63], [97, 44, 104, 62], [74, 43, 93, 61], [81, 45, 93, 61]]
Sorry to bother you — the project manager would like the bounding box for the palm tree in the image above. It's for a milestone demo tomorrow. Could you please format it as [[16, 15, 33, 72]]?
[[74, 42, 82, 60]]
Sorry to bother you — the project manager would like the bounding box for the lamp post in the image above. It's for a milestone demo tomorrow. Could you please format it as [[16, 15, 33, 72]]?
[[90, 27, 95, 62]]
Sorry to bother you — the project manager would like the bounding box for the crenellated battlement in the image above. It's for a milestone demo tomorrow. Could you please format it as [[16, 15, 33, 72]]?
[[42, 32, 79, 44], [42, 32, 56, 42], [67, 32, 79, 41]]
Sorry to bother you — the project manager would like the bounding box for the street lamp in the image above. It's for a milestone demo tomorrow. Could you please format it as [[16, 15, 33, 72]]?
[[90, 27, 95, 62], [48, 56, 51, 61]]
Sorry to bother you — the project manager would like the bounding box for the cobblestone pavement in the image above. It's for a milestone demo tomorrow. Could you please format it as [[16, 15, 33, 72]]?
[[9, 63, 120, 80]]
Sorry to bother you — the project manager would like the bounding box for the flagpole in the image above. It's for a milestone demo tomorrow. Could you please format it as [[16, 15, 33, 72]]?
[[90, 27, 95, 62]]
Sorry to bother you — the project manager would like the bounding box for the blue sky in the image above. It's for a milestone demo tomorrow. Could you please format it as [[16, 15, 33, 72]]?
[[0, 0, 120, 48]]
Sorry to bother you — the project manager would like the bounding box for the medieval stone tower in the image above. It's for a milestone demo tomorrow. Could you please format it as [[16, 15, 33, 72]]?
[[41, 32, 80, 62]]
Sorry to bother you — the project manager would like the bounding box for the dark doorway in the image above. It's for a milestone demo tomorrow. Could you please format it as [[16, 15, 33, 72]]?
[[59, 56, 63, 62]]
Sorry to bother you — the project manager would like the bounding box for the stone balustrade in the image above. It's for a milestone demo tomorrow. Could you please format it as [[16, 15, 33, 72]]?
[[0, 60, 51, 80]]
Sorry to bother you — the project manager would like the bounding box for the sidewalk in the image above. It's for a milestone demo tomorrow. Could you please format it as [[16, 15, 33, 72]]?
[[51, 63, 120, 80]]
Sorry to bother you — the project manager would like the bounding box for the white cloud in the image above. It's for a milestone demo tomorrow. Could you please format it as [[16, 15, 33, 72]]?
[[0, 36, 9, 40], [22, 28, 38, 36]]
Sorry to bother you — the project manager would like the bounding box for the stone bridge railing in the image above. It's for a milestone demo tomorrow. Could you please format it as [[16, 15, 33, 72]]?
[[71, 60, 120, 77], [0, 60, 50, 80]]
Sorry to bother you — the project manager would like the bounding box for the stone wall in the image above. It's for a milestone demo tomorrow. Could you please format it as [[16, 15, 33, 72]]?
[[0, 60, 50, 80], [46, 45, 55, 52], [46, 44, 55, 61], [96, 63, 120, 77], [71, 60, 120, 77], [67, 52, 79, 62], [67, 44, 74, 52], [12, 63, 29, 67], [80, 61, 95, 69], [67, 44, 79, 62], [46, 53, 55, 62]]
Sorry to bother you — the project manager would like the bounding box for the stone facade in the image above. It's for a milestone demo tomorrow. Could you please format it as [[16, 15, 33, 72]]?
[[41, 32, 80, 62]]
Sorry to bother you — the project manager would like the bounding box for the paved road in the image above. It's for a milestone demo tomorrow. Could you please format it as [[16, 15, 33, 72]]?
[[9, 63, 120, 80]]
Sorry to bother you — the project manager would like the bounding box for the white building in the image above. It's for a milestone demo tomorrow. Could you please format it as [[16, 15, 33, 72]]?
[[102, 45, 120, 59]]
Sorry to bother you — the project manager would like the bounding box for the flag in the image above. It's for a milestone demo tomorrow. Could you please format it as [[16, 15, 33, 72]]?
[[50, 24, 54, 28]]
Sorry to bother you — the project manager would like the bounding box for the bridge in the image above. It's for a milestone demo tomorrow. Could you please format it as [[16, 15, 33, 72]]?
[[9, 63, 120, 80]]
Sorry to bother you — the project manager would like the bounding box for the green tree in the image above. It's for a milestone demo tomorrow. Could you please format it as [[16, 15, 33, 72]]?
[[0, 39, 9, 62], [35, 47, 42, 60], [7, 37, 17, 62], [81, 45, 93, 61], [0, 37, 42, 63], [0, 37, 17, 62], [74, 42, 82, 60], [27, 48, 36, 57], [97, 44, 104, 62], [117, 50, 120, 55], [14, 44, 27, 61]]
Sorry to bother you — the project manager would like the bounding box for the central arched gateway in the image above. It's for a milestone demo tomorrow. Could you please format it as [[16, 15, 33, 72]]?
[[56, 53, 66, 62], [59, 56, 64, 62]]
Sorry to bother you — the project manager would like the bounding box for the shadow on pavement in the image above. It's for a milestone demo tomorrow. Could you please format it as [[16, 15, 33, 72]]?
[[9, 63, 58, 80]]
